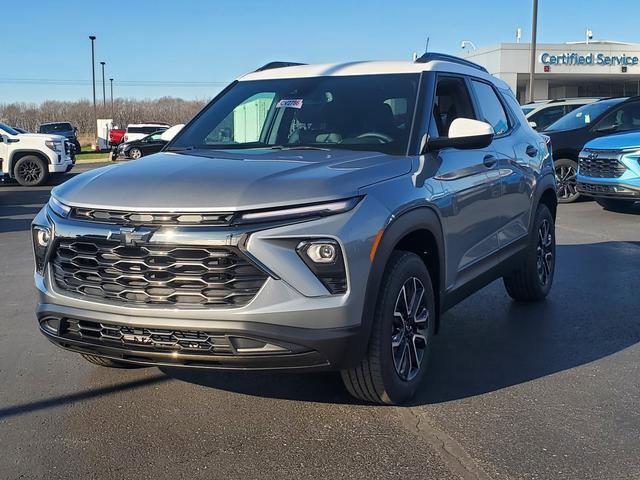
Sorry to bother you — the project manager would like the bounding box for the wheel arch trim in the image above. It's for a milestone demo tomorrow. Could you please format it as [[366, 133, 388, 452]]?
[[351, 206, 446, 365]]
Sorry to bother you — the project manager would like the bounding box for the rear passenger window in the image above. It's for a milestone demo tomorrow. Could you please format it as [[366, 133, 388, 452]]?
[[470, 80, 510, 135]]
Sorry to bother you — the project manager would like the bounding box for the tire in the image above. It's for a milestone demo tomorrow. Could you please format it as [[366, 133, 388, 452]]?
[[14, 155, 49, 187], [595, 197, 637, 212], [81, 354, 143, 368], [74, 140, 82, 154], [503, 204, 555, 302], [555, 158, 580, 203], [129, 148, 142, 160], [341, 251, 436, 405]]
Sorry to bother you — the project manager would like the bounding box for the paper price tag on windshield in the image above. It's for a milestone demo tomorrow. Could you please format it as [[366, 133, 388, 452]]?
[[276, 99, 303, 109]]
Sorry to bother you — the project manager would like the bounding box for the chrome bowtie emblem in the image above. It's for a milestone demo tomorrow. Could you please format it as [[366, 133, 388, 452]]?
[[587, 151, 599, 160], [108, 226, 154, 246]]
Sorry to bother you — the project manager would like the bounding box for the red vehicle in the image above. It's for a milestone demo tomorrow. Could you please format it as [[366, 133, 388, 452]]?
[[108, 128, 125, 146]]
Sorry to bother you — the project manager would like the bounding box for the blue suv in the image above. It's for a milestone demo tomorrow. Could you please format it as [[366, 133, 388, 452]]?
[[577, 131, 640, 210]]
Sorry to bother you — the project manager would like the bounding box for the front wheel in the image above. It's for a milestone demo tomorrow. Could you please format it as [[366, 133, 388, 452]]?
[[595, 197, 637, 212], [341, 251, 436, 404], [14, 155, 49, 187], [129, 148, 142, 160], [555, 158, 580, 203], [503, 204, 555, 301]]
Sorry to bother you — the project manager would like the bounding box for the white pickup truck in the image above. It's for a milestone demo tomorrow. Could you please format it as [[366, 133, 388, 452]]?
[[0, 122, 74, 186]]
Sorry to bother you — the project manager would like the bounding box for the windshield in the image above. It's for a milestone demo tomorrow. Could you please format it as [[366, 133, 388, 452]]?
[[545, 98, 625, 131], [170, 74, 420, 155], [0, 122, 20, 135], [39, 123, 73, 133]]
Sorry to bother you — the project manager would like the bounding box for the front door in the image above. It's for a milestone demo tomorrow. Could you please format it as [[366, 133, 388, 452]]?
[[428, 75, 504, 291]]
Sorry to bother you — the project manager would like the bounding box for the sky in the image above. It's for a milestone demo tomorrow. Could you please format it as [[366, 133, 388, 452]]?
[[2, 0, 640, 103]]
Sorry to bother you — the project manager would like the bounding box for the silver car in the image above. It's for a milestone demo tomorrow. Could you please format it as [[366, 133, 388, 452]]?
[[32, 54, 557, 404]]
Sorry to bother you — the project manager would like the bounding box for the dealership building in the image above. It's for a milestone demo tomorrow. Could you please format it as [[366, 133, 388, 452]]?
[[463, 40, 640, 103]]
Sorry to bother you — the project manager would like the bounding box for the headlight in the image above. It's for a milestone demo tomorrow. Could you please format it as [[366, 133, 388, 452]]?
[[236, 197, 361, 225], [45, 140, 62, 152], [32, 225, 51, 275], [48, 196, 71, 218], [297, 239, 347, 294]]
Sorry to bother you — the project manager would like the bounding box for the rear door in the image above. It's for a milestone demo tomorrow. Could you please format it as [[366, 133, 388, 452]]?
[[428, 75, 503, 290]]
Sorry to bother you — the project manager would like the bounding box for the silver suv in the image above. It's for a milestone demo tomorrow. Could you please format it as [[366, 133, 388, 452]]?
[[32, 54, 557, 404]]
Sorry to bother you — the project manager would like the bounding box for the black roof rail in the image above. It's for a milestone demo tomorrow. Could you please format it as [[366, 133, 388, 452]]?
[[255, 61, 307, 72], [414, 52, 488, 73]]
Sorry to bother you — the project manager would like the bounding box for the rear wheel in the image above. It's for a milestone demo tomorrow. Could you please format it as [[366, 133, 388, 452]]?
[[595, 197, 637, 212], [81, 354, 143, 368], [555, 158, 580, 203], [503, 204, 555, 301], [341, 251, 435, 404], [14, 155, 49, 187]]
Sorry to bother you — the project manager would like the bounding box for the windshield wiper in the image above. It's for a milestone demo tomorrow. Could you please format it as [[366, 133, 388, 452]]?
[[165, 145, 195, 152], [269, 145, 331, 151]]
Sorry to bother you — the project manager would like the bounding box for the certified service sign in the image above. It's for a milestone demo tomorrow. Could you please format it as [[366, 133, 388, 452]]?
[[540, 52, 640, 66]]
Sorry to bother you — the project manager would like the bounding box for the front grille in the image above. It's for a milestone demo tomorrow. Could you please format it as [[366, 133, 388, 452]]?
[[52, 238, 268, 308], [578, 153, 626, 178], [64, 318, 235, 354], [70, 207, 234, 226]]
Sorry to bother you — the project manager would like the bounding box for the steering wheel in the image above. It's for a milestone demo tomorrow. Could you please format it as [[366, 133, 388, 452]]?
[[355, 132, 393, 143]]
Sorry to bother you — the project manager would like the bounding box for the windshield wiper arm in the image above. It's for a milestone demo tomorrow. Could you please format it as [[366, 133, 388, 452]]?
[[165, 145, 195, 152], [269, 145, 330, 151]]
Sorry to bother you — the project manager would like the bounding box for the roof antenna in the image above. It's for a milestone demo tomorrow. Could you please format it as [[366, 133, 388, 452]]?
[[425, 36, 430, 54]]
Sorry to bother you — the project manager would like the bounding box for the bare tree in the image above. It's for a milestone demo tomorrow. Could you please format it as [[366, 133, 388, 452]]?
[[0, 97, 208, 136]]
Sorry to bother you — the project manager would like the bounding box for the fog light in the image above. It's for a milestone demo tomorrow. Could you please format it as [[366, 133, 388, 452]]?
[[36, 228, 50, 247], [296, 240, 347, 294], [305, 242, 337, 264], [32, 225, 51, 275]]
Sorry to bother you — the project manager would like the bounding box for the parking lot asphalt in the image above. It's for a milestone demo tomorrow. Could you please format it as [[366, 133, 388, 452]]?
[[1, 165, 639, 480]]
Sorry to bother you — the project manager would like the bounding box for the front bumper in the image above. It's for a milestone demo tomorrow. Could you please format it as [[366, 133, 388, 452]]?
[[37, 304, 361, 371], [49, 155, 74, 173], [32, 196, 389, 370]]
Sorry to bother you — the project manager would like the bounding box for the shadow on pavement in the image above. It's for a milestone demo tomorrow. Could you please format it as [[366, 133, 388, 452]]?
[[0, 375, 170, 419], [165, 241, 640, 405]]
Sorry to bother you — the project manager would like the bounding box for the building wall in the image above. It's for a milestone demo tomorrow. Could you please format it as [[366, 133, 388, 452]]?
[[465, 42, 640, 102]]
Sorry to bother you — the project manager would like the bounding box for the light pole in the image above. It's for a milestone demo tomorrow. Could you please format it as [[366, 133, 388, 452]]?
[[528, 0, 538, 103], [100, 61, 106, 108], [89, 35, 97, 126], [109, 78, 114, 118]]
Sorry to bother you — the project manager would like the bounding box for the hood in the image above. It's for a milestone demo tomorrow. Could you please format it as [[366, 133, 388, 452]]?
[[17, 133, 67, 142], [53, 149, 411, 211], [584, 131, 640, 151]]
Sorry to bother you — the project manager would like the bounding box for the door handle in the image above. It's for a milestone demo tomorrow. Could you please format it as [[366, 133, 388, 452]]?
[[483, 154, 497, 168], [526, 145, 538, 157]]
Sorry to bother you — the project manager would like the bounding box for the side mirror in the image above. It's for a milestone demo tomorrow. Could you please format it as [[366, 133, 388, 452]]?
[[425, 118, 494, 152], [593, 124, 617, 135], [528, 121, 538, 130]]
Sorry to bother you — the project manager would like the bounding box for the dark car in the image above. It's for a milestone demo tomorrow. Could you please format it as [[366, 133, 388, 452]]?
[[38, 122, 82, 154], [543, 96, 640, 203], [116, 130, 167, 159]]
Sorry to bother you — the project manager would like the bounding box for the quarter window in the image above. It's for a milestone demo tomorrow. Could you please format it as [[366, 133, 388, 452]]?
[[470, 80, 510, 135]]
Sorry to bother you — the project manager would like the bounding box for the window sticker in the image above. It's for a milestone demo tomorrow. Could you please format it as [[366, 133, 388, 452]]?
[[276, 99, 304, 109]]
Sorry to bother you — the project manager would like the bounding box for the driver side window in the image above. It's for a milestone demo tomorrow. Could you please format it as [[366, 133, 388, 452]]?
[[596, 102, 640, 133], [432, 77, 476, 137]]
